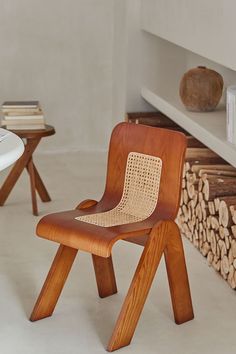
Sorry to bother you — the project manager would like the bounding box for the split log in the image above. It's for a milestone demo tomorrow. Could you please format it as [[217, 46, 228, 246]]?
[[186, 181, 198, 199], [231, 240, 236, 258], [201, 241, 210, 256], [229, 205, 236, 224], [211, 216, 219, 230], [210, 230, 217, 255], [212, 257, 221, 272], [126, 111, 179, 127], [228, 265, 236, 289], [207, 251, 214, 265], [231, 225, 236, 239], [191, 164, 234, 174], [183, 189, 189, 205], [186, 148, 228, 165], [183, 162, 190, 178], [221, 258, 229, 279], [233, 259, 236, 269], [219, 200, 234, 228], [202, 177, 236, 201], [190, 193, 198, 209], [186, 136, 206, 148], [199, 169, 236, 178], [219, 226, 229, 239], [228, 248, 233, 266], [208, 201, 216, 215]]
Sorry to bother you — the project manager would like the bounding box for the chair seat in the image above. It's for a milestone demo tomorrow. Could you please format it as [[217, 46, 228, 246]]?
[[36, 207, 155, 257]]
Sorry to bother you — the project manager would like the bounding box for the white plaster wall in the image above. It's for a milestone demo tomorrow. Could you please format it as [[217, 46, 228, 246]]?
[[141, 0, 236, 71], [112, 0, 153, 125], [112, 0, 127, 125], [0, 0, 113, 153]]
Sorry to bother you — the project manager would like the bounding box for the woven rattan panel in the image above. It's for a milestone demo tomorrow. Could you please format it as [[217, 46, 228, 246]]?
[[76, 152, 162, 227]]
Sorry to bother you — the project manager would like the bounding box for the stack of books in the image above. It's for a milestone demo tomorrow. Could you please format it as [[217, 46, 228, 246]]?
[[1, 101, 45, 130]]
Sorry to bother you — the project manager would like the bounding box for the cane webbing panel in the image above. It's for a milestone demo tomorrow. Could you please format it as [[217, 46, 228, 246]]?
[[75, 152, 162, 227]]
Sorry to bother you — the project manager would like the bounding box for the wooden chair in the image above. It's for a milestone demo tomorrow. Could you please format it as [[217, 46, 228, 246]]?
[[30, 122, 194, 351]]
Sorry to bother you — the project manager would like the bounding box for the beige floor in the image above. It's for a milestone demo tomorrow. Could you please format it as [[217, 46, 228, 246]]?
[[0, 152, 235, 354]]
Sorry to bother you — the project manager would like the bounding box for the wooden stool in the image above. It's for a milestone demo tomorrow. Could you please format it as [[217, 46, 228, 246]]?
[[0, 125, 55, 215]]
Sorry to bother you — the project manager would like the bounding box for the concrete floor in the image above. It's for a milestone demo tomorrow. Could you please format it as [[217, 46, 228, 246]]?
[[0, 152, 235, 354]]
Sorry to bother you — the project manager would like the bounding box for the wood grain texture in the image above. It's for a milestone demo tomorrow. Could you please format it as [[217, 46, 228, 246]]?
[[30, 245, 78, 321], [92, 255, 117, 298], [27, 156, 38, 216], [6, 124, 55, 139], [107, 221, 194, 351], [27, 162, 51, 202], [76, 199, 98, 210], [164, 222, 194, 325]]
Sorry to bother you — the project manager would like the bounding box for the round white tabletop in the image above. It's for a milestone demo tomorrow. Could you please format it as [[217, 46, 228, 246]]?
[[0, 128, 24, 171]]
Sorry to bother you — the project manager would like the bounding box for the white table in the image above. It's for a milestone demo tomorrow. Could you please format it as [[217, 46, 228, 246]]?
[[0, 128, 24, 171]]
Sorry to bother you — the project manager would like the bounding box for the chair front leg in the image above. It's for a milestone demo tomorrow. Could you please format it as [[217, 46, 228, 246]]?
[[30, 245, 78, 322], [107, 221, 170, 352], [92, 255, 117, 298]]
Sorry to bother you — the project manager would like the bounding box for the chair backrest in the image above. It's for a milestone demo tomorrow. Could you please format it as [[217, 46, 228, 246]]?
[[100, 122, 187, 221]]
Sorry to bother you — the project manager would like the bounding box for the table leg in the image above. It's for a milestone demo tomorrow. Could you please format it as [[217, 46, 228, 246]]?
[[0, 138, 40, 206], [26, 163, 51, 202], [27, 157, 38, 216]]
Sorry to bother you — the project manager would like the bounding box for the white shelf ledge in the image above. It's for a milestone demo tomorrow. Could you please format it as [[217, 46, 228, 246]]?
[[141, 87, 236, 168]]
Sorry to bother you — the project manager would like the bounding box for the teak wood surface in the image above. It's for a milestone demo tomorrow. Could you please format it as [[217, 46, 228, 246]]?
[[0, 125, 55, 215], [30, 122, 194, 351]]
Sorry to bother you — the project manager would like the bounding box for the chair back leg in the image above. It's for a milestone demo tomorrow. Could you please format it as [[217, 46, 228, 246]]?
[[164, 223, 194, 324], [92, 255, 117, 298]]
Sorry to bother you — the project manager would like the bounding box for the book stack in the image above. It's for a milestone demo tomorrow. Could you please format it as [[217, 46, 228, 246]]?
[[1, 101, 45, 130]]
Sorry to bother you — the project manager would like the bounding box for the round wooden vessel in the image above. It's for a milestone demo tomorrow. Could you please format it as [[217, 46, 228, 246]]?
[[179, 66, 224, 112]]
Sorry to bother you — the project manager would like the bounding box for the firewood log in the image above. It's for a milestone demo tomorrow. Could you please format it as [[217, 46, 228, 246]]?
[[199, 169, 236, 177], [186, 148, 228, 165], [231, 240, 236, 258], [227, 265, 236, 289], [228, 248, 233, 266], [219, 226, 229, 239], [231, 225, 236, 239], [207, 251, 213, 265], [203, 177, 236, 201], [219, 200, 234, 228], [191, 164, 234, 174], [211, 216, 219, 230], [229, 205, 236, 224], [233, 259, 236, 270], [201, 241, 210, 256], [211, 230, 217, 255]]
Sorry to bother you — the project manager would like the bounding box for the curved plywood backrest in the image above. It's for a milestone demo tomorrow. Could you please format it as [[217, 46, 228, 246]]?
[[101, 122, 187, 220]]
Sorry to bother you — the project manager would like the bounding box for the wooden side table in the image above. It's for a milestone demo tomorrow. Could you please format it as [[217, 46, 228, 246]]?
[[0, 125, 55, 215]]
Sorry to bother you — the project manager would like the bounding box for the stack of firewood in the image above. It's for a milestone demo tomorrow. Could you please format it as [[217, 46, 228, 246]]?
[[177, 147, 236, 289]]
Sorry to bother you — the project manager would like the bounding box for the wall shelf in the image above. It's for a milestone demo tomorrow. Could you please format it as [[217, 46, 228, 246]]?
[[141, 86, 236, 168], [141, 0, 236, 71]]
